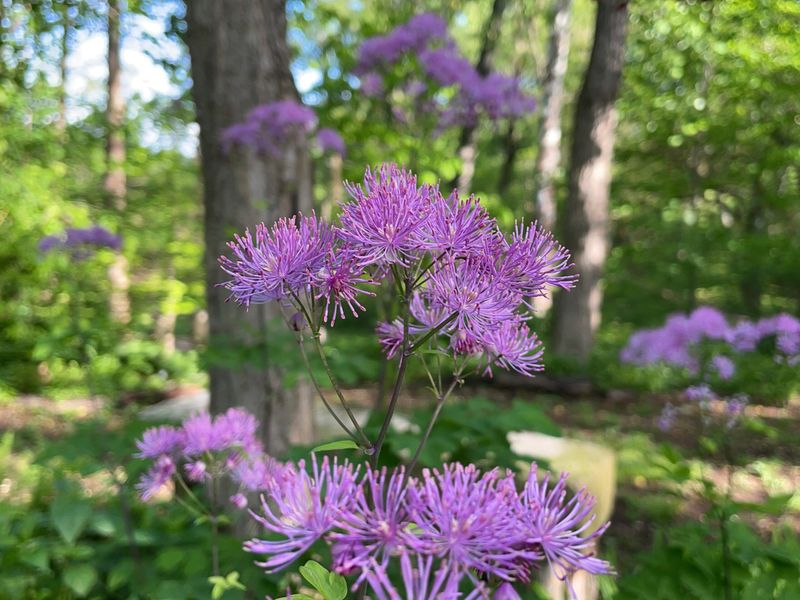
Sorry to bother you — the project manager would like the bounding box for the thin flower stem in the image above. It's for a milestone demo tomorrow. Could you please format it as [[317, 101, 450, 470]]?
[[279, 308, 360, 444], [175, 473, 210, 516], [310, 333, 371, 447], [407, 312, 458, 354], [411, 251, 447, 288], [208, 477, 221, 577], [371, 271, 413, 467], [288, 291, 370, 447], [406, 370, 463, 476]]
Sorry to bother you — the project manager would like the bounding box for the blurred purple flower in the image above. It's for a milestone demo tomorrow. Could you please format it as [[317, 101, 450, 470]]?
[[136, 455, 175, 501], [521, 465, 612, 583], [725, 394, 748, 428], [360, 72, 385, 97], [135, 425, 183, 459], [222, 99, 316, 154], [316, 127, 346, 155], [245, 456, 359, 572], [711, 355, 735, 380], [657, 403, 677, 432]]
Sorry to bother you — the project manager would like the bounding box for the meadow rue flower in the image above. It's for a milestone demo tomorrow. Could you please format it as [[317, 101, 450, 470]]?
[[338, 164, 432, 267], [427, 256, 517, 337], [312, 249, 376, 325], [726, 394, 749, 429], [500, 221, 578, 299], [480, 320, 545, 377], [418, 189, 494, 255], [711, 355, 736, 380], [222, 99, 316, 154], [184, 460, 208, 482], [364, 554, 472, 600], [245, 456, 359, 572], [137, 455, 176, 501], [220, 213, 333, 306], [522, 465, 612, 582], [359, 72, 384, 96], [332, 467, 410, 577], [39, 225, 122, 257], [494, 582, 523, 600], [405, 464, 526, 582], [316, 127, 346, 155], [134, 425, 182, 458]]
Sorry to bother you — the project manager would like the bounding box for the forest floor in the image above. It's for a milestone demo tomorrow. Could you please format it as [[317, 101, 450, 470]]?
[[1, 384, 798, 572]]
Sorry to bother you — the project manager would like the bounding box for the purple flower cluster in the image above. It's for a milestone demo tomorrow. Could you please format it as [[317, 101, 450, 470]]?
[[134, 408, 279, 505], [39, 225, 122, 258], [221, 99, 347, 158], [356, 14, 535, 127], [620, 306, 800, 375], [220, 164, 575, 377], [246, 457, 611, 597]]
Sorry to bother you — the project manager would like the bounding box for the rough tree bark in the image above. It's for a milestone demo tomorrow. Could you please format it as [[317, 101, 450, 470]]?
[[552, 0, 628, 363], [185, 0, 315, 454], [449, 0, 508, 194], [105, 0, 131, 325]]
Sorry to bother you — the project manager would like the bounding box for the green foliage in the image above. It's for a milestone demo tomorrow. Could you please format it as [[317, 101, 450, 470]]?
[[615, 522, 800, 599], [376, 395, 561, 471]]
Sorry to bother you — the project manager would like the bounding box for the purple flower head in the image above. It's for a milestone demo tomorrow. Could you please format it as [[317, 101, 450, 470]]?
[[684, 384, 714, 403], [136, 455, 175, 501], [180, 412, 220, 455], [500, 222, 577, 300], [316, 127, 346, 155], [222, 100, 316, 155], [220, 213, 333, 306], [365, 554, 472, 600], [725, 394, 748, 428], [688, 306, 730, 340], [214, 407, 261, 454], [726, 320, 760, 352], [135, 425, 183, 459], [312, 249, 376, 325], [494, 583, 523, 600], [419, 46, 476, 88], [356, 13, 448, 72], [230, 493, 248, 510], [377, 320, 406, 359], [711, 355, 735, 380], [480, 320, 544, 377], [405, 464, 526, 582], [339, 164, 432, 267], [245, 455, 359, 572], [759, 313, 800, 356], [232, 456, 283, 492], [332, 467, 410, 577], [522, 465, 612, 582], [39, 225, 122, 256], [360, 72, 385, 97], [185, 460, 208, 482], [418, 189, 494, 255], [657, 403, 677, 432], [468, 73, 536, 119], [427, 257, 517, 337]]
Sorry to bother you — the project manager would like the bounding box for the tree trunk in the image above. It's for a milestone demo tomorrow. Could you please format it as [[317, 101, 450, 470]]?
[[56, 6, 70, 135], [105, 0, 131, 325], [185, 0, 315, 456], [532, 0, 573, 232], [552, 0, 628, 363], [449, 0, 508, 194]]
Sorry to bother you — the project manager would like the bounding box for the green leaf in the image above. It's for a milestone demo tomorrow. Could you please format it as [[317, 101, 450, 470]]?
[[299, 560, 348, 600], [62, 563, 98, 597], [107, 559, 134, 591], [275, 596, 316, 600], [20, 546, 49, 571], [50, 495, 92, 544], [312, 439, 360, 453]]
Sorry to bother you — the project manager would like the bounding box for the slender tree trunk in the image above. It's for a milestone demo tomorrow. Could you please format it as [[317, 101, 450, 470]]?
[[449, 0, 508, 194], [322, 152, 343, 221], [185, 0, 315, 456], [552, 0, 628, 362], [531, 0, 574, 317], [496, 120, 518, 195], [56, 6, 70, 135], [532, 0, 573, 231], [105, 0, 131, 325]]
